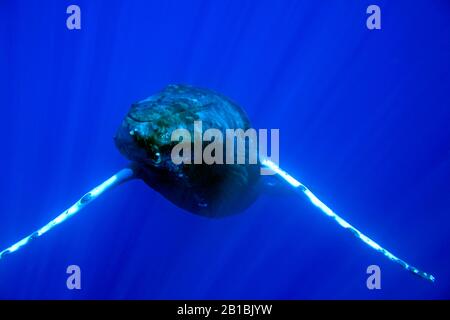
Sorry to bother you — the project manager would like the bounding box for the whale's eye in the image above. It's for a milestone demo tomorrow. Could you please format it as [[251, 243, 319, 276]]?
[[148, 146, 161, 164], [152, 151, 162, 164]]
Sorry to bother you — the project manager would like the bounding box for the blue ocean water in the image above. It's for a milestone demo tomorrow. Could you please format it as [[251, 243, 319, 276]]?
[[0, 0, 449, 299]]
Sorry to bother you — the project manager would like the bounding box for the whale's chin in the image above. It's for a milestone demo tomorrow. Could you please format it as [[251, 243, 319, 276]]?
[[132, 161, 260, 218]]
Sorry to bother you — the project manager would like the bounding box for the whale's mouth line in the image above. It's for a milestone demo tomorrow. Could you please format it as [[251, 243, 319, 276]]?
[[126, 114, 150, 123]]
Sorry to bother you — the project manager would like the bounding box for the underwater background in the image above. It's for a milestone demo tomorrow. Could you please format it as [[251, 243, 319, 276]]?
[[0, 0, 449, 299]]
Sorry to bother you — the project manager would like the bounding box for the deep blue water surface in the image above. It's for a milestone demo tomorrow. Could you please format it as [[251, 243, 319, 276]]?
[[0, 0, 449, 299]]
